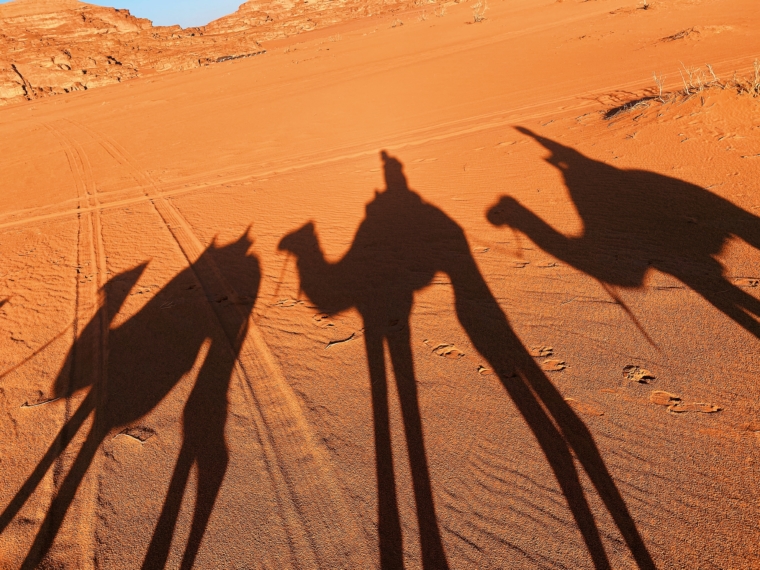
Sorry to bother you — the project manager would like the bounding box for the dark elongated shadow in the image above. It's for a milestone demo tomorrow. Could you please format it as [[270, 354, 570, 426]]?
[[279, 151, 655, 569], [142, 233, 260, 570], [488, 127, 760, 340], [0, 231, 260, 570]]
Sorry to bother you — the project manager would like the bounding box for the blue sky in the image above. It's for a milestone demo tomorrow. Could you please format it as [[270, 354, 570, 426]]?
[[0, 0, 244, 27]]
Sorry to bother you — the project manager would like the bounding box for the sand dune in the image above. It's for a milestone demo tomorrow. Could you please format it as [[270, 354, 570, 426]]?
[[0, 0, 758, 567]]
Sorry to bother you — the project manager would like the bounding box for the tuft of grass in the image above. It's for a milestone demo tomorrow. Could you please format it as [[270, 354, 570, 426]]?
[[678, 63, 724, 97], [473, 0, 487, 23], [653, 72, 666, 102], [434, 4, 447, 17], [732, 59, 760, 96], [605, 60, 759, 120]]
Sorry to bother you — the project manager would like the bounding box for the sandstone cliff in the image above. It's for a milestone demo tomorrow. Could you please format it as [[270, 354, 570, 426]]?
[[0, 0, 439, 106]]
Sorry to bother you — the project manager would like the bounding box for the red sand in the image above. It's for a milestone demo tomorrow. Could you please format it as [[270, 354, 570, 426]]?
[[0, 0, 759, 567]]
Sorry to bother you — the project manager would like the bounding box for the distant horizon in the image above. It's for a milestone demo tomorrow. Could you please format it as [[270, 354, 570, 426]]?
[[0, 0, 244, 27]]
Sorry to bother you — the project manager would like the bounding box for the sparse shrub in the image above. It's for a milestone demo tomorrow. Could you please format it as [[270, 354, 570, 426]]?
[[679, 62, 707, 96], [418, 10, 428, 21], [731, 59, 760, 97], [706, 64, 722, 87], [653, 72, 665, 102], [473, 0, 487, 22], [606, 60, 759, 120], [434, 4, 447, 17]]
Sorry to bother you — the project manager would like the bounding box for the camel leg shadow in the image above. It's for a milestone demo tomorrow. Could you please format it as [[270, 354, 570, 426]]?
[[20, 413, 108, 569], [143, 341, 233, 570], [387, 323, 450, 570], [511, 356, 655, 569], [364, 328, 405, 570], [0, 390, 95, 536], [686, 274, 760, 339], [452, 273, 655, 569]]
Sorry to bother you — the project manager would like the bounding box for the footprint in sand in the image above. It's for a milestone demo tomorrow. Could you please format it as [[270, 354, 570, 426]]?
[[313, 313, 335, 327], [565, 398, 604, 417], [667, 402, 722, 414], [734, 277, 759, 288], [115, 426, 156, 443], [477, 365, 493, 376], [530, 345, 554, 358], [541, 359, 567, 372], [623, 365, 655, 384], [650, 390, 721, 414], [275, 297, 304, 308], [432, 343, 465, 360], [742, 421, 760, 433], [650, 390, 681, 406]]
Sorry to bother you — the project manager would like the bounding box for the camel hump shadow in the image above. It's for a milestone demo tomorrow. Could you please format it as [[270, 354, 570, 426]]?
[[279, 152, 468, 322]]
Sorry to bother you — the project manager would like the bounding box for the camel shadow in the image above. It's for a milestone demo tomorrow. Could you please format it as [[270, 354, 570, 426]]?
[[488, 127, 760, 340], [279, 151, 655, 569], [0, 231, 260, 570]]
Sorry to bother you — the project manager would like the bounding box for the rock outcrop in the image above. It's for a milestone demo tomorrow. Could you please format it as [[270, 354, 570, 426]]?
[[0, 0, 266, 105], [207, 0, 423, 39], [0, 0, 439, 106]]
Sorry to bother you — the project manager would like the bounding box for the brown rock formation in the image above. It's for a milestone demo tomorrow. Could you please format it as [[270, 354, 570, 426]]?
[[207, 0, 426, 39], [0, 0, 263, 105], [0, 0, 440, 106]]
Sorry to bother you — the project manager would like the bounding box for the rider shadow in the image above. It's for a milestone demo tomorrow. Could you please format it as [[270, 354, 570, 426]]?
[[0, 231, 260, 570], [279, 151, 656, 570], [488, 127, 760, 340]]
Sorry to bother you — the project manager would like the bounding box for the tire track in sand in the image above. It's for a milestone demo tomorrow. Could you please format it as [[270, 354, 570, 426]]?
[[42, 123, 110, 569], [2, 53, 759, 233], [66, 119, 372, 567]]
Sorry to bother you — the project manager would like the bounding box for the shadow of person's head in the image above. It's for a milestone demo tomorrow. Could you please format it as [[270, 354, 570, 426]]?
[[381, 150, 409, 192], [515, 126, 585, 172]]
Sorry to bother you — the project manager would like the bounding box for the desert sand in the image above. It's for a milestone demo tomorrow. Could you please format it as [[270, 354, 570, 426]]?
[[0, 0, 759, 567]]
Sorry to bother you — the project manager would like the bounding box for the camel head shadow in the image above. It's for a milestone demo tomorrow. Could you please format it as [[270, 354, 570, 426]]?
[[278, 221, 318, 257], [52, 261, 148, 400]]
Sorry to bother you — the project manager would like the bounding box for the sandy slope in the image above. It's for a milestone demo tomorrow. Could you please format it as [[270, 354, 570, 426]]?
[[0, 0, 759, 568]]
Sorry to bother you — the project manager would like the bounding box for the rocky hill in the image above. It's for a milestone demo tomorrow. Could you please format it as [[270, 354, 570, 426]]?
[[0, 0, 438, 106]]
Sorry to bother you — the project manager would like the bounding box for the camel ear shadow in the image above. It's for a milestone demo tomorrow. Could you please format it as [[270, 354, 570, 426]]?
[[107, 262, 149, 313]]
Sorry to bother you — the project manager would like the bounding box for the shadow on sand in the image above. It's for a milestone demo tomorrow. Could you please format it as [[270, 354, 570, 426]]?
[[0, 231, 260, 570], [488, 127, 760, 341], [279, 151, 656, 569]]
